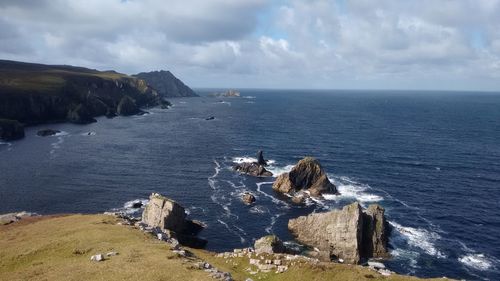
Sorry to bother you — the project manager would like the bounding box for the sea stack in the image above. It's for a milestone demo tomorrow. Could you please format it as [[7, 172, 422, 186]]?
[[288, 202, 389, 264], [272, 157, 337, 197]]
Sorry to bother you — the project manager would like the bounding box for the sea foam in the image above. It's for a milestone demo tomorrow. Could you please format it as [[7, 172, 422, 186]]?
[[390, 221, 446, 258], [458, 253, 495, 271]]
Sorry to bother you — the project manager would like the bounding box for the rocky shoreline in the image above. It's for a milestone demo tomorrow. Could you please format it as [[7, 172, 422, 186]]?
[[0, 60, 200, 141]]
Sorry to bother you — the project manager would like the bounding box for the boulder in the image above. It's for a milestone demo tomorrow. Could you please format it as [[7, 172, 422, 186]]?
[[0, 119, 25, 141], [256, 150, 268, 166], [272, 157, 337, 197], [142, 193, 188, 233], [0, 211, 38, 225], [37, 129, 61, 137], [67, 104, 97, 124], [234, 163, 272, 177], [141, 193, 206, 248], [117, 95, 140, 116], [242, 192, 256, 204], [288, 202, 389, 264], [90, 254, 104, 262], [254, 235, 285, 254]]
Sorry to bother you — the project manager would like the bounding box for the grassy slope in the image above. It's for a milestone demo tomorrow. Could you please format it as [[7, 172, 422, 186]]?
[[0, 60, 128, 95], [0, 215, 451, 281]]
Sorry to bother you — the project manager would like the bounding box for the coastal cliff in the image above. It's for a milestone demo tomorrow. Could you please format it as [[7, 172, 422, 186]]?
[[0, 60, 170, 139], [133, 70, 198, 98]]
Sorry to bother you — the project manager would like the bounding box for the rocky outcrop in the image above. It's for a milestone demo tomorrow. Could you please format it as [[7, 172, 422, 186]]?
[[273, 157, 337, 197], [117, 95, 140, 116], [0, 119, 24, 141], [0, 211, 39, 225], [133, 70, 198, 98], [234, 162, 273, 177], [233, 151, 273, 177], [242, 192, 256, 204], [288, 202, 389, 264], [142, 193, 206, 248], [36, 129, 61, 137], [254, 235, 285, 254], [210, 90, 240, 98]]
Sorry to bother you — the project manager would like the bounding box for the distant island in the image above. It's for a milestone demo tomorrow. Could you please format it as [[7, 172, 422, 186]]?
[[0, 60, 196, 141], [209, 89, 241, 98]]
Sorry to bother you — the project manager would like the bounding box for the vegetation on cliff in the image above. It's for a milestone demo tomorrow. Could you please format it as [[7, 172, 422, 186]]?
[[0, 60, 170, 139]]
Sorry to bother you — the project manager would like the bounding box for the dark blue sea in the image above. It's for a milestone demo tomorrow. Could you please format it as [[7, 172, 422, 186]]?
[[1, 90, 499, 280]]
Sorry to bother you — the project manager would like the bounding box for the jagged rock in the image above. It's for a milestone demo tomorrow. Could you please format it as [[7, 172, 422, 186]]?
[[67, 104, 97, 124], [272, 157, 337, 197], [242, 193, 256, 204], [117, 95, 140, 116], [0, 119, 25, 141], [141, 193, 207, 248], [362, 204, 389, 258], [36, 129, 60, 137], [256, 150, 268, 166], [288, 202, 389, 264], [0, 211, 38, 225], [234, 162, 272, 177], [254, 235, 285, 254]]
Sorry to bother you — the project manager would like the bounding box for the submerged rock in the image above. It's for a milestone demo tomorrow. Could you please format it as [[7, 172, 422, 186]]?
[[254, 235, 285, 254], [141, 193, 207, 248], [0, 119, 24, 141], [272, 157, 337, 197], [288, 202, 389, 264], [37, 129, 61, 137]]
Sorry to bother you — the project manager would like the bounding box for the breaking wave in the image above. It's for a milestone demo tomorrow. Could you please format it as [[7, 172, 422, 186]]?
[[390, 221, 446, 258]]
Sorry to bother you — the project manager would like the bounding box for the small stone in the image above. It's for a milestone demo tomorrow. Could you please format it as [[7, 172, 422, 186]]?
[[273, 259, 282, 265], [249, 259, 260, 265], [90, 254, 104, 262], [276, 265, 288, 273], [106, 251, 118, 257]]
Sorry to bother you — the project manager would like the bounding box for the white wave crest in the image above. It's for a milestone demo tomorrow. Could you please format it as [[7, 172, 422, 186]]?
[[458, 254, 495, 271], [249, 205, 269, 214], [323, 175, 383, 203], [390, 221, 446, 258]]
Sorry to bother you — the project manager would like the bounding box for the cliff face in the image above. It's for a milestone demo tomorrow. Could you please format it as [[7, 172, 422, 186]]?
[[288, 202, 389, 264], [0, 60, 166, 130], [133, 70, 198, 98]]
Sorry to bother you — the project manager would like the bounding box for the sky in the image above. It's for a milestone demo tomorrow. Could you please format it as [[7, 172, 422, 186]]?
[[1, 0, 500, 91]]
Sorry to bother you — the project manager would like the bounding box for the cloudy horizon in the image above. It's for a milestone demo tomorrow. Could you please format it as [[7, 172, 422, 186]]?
[[1, 0, 500, 91]]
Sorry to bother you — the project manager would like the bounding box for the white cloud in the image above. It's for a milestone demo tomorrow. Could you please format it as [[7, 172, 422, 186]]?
[[1, 0, 500, 90]]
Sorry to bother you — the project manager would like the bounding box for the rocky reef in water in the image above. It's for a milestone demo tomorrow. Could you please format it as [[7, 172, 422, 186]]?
[[209, 89, 241, 98], [0, 60, 173, 140], [133, 70, 198, 98]]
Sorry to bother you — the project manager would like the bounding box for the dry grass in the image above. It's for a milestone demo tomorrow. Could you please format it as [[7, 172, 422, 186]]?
[[0, 215, 453, 281], [0, 215, 211, 281]]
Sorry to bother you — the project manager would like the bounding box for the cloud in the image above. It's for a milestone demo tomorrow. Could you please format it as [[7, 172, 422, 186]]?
[[0, 0, 499, 90]]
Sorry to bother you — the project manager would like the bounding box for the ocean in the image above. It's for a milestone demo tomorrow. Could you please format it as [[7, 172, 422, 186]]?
[[1, 90, 499, 280]]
